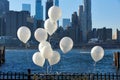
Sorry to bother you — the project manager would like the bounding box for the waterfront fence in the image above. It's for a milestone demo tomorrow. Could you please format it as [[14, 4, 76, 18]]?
[[0, 70, 120, 80]]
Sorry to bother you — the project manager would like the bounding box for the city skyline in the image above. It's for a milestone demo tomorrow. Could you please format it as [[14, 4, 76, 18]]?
[[7, 0, 120, 32], [0, 0, 119, 47]]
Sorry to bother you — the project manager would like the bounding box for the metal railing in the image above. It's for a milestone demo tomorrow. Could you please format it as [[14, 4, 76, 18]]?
[[0, 69, 120, 80]]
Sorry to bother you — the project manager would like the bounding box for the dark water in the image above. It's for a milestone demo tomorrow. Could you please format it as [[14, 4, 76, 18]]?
[[0, 49, 119, 74]]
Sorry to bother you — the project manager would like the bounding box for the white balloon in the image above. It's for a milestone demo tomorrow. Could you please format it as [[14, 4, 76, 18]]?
[[17, 26, 31, 43], [38, 41, 51, 52], [44, 19, 57, 36], [48, 51, 61, 66], [59, 37, 73, 53], [41, 46, 53, 59], [48, 6, 62, 22], [34, 28, 48, 42], [91, 46, 104, 62], [32, 52, 45, 67]]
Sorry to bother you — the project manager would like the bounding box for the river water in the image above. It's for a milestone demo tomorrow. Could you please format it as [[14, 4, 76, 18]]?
[[0, 49, 120, 74]]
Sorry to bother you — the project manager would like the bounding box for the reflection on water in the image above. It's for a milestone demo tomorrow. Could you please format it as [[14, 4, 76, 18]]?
[[0, 49, 119, 73]]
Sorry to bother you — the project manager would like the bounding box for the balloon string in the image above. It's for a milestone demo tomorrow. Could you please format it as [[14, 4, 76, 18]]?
[[47, 35, 51, 74], [94, 62, 96, 67], [25, 43, 29, 68], [48, 36, 51, 44], [47, 65, 48, 74], [47, 61, 49, 74], [50, 65, 52, 73], [93, 62, 96, 73]]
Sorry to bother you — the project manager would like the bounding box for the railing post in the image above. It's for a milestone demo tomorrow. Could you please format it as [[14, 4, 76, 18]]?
[[108, 73, 110, 80], [14, 72, 16, 79], [7, 72, 9, 79], [92, 73, 94, 80], [112, 73, 114, 80], [10, 72, 12, 79], [100, 73, 102, 80], [22, 72, 25, 79], [96, 73, 98, 80], [104, 73, 106, 80], [2, 72, 5, 80], [27, 69, 31, 80]]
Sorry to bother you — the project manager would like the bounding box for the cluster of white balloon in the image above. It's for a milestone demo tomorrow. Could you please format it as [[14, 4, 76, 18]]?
[[17, 6, 104, 70], [17, 6, 74, 67]]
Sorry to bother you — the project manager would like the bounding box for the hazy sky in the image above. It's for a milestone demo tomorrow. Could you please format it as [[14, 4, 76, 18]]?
[[8, 0, 120, 32]]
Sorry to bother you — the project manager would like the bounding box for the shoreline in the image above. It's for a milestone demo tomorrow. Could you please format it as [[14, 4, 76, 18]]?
[[2, 43, 120, 50]]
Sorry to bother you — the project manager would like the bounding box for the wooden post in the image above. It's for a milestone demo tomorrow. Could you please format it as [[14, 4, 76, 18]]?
[[118, 52, 120, 70], [114, 52, 119, 70], [0, 46, 5, 66]]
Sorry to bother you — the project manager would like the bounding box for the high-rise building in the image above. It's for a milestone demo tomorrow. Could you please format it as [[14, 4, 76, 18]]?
[[72, 12, 82, 44], [0, 0, 9, 16], [78, 5, 87, 42], [46, 0, 53, 19], [5, 11, 30, 38], [34, 0, 44, 29], [92, 28, 97, 38], [62, 18, 70, 29], [22, 4, 31, 14], [54, 0, 59, 26], [117, 29, 120, 42], [35, 0, 43, 20], [55, 0, 59, 6], [83, 0, 92, 40], [97, 27, 112, 42], [0, 17, 5, 36], [78, 0, 92, 42]]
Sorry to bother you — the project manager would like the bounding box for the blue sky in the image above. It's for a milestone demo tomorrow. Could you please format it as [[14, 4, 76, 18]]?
[[8, 0, 120, 32]]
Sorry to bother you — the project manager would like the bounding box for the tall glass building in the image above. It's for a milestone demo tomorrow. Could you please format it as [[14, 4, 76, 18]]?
[[55, 0, 59, 6], [35, 0, 43, 20], [22, 4, 31, 14], [0, 0, 9, 16], [45, 0, 53, 19], [84, 0, 92, 34]]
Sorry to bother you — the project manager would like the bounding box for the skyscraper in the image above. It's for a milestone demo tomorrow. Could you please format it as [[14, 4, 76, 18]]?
[[78, 5, 87, 42], [97, 27, 112, 42], [84, 0, 92, 40], [22, 4, 31, 14], [0, 0, 9, 16], [46, 0, 53, 19], [62, 18, 70, 29], [0, 17, 5, 36], [78, 0, 92, 42], [5, 11, 30, 37], [72, 12, 82, 44], [55, 0, 59, 6], [35, 0, 43, 20], [54, 0, 59, 26], [34, 0, 44, 29], [117, 29, 120, 42]]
